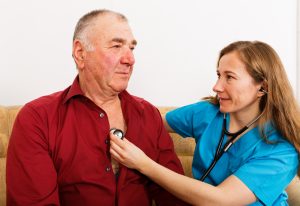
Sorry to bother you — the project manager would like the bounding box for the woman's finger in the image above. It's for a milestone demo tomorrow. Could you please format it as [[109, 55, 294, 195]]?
[[110, 147, 121, 160]]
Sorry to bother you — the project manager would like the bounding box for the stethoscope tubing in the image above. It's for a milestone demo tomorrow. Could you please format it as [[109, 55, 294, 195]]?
[[200, 112, 263, 181]]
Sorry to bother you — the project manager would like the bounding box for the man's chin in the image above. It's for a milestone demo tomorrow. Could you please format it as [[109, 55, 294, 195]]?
[[113, 84, 128, 93]]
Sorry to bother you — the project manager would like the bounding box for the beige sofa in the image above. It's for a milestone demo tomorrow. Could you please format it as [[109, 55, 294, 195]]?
[[0, 105, 299, 206]]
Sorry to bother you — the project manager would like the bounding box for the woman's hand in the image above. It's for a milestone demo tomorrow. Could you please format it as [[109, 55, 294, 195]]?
[[109, 133, 151, 172]]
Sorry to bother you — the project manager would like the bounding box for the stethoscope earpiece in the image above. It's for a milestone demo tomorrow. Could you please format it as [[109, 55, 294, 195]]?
[[259, 87, 268, 94]]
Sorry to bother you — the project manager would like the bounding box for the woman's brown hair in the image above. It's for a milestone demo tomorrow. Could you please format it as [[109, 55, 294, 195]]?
[[205, 41, 300, 175]]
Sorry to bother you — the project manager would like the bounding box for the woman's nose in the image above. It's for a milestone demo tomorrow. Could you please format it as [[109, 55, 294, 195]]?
[[212, 79, 224, 93]]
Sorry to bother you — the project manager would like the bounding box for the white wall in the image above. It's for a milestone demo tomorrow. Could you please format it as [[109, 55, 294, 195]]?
[[0, 0, 297, 107]]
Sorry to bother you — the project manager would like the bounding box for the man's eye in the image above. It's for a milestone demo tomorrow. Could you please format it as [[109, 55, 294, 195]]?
[[112, 44, 121, 48]]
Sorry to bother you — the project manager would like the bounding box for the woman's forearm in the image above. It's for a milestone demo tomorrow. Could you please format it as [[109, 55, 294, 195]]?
[[139, 157, 228, 206], [110, 134, 256, 205]]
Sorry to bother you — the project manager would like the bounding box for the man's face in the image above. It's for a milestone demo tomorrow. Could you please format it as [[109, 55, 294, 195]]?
[[81, 14, 137, 94]]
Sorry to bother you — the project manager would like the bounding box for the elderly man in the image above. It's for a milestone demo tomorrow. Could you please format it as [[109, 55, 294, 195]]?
[[6, 9, 188, 206]]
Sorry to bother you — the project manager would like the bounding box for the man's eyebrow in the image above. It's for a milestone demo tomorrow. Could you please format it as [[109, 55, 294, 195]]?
[[111, 38, 137, 46], [111, 38, 124, 43]]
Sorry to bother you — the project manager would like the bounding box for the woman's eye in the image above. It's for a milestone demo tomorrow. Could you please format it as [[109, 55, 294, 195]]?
[[226, 75, 234, 80]]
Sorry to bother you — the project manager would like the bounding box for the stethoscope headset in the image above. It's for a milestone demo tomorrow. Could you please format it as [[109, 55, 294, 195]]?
[[200, 111, 264, 181]]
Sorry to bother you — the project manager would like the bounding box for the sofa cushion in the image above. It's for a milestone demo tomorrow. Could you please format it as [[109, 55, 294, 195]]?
[[0, 105, 299, 206], [0, 106, 21, 206], [0, 107, 8, 159]]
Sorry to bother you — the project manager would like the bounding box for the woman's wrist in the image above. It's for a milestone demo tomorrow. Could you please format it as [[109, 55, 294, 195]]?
[[137, 155, 155, 175]]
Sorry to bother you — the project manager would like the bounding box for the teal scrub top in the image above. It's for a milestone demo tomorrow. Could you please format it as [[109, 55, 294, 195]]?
[[166, 101, 298, 206]]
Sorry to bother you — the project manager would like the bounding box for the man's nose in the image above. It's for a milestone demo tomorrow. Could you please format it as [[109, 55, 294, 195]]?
[[121, 48, 135, 66]]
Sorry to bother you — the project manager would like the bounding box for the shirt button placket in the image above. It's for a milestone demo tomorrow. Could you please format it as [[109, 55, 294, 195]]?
[[100, 112, 110, 173], [99, 112, 105, 118], [99, 112, 107, 144]]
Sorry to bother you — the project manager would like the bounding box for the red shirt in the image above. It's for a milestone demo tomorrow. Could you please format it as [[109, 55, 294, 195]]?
[[7, 77, 188, 206]]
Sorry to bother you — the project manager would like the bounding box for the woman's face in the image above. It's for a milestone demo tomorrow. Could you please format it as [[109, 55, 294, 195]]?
[[213, 51, 262, 115]]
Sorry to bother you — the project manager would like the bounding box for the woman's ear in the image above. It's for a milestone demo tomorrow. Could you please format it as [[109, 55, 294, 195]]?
[[72, 40, 86, 70], [258, 81, 268, 97], [258, 87, 268, 94]]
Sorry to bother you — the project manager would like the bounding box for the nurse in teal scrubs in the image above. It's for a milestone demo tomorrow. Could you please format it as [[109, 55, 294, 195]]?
[[110, 41, 300, 206]]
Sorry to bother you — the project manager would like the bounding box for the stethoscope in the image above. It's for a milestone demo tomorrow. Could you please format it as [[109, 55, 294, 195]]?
[[110, 128, 125, 139], [200, 112, 264, 181]]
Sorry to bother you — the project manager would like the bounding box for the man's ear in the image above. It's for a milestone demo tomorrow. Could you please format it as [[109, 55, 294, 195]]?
[[72, 40, 85, 70]]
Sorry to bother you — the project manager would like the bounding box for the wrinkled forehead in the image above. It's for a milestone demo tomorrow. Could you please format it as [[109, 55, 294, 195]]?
[[90, 14, 136, 42], [92, 13, 129, 30]]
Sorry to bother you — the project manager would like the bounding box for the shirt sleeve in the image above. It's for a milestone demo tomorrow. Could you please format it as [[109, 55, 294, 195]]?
[[234, 140, 298, 205], [6, 104, 60, 205], [166, 101, 219, 141]]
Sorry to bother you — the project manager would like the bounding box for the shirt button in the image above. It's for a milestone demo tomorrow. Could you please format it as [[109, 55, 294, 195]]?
[[99, 112, 105, 118], [105, 139, 109, 144], [106, 167, 111, 172]]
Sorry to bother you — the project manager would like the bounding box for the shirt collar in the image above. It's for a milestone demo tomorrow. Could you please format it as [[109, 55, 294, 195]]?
[[63, 75, 84, 104], [119, 90, 145, 115], [63, 75, 145, 114]]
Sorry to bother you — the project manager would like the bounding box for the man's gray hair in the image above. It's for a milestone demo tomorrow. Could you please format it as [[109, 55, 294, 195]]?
[[73, 9, 128, 51]]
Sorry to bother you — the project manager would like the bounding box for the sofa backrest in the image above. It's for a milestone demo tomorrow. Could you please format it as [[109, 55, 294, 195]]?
[[158, 107, 195, 178], [0, 105, 299, 206], [0, 106, 21, 206]]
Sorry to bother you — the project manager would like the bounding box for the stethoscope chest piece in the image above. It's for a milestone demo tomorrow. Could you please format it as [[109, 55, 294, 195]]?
[[110, 128, 124, 140]]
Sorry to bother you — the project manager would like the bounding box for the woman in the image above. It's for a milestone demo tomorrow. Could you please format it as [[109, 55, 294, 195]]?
[[110, 41, 300, 205]]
